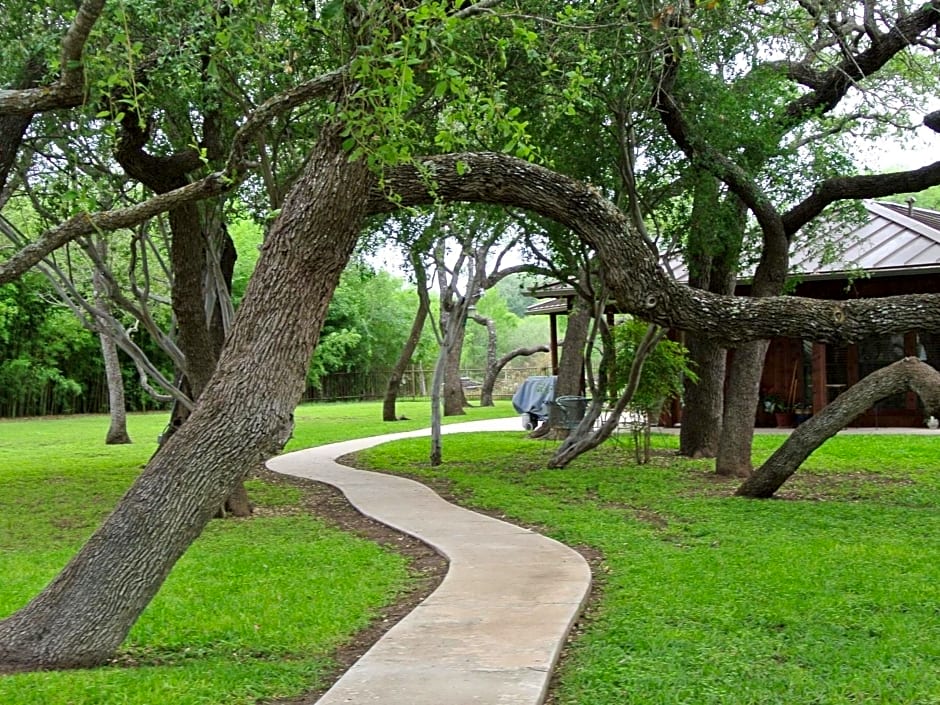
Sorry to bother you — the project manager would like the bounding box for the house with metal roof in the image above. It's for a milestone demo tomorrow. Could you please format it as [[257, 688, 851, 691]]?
[[527, 200, 940, 428], [751, 200, 940, 427]]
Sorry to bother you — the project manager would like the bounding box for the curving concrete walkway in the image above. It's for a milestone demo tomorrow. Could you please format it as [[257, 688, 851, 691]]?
[[266, 417, 592, 705]]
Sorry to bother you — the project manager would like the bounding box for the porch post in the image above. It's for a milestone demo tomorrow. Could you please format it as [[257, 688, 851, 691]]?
[[812, 342, 827, 413], [550, 313, 559, 375]]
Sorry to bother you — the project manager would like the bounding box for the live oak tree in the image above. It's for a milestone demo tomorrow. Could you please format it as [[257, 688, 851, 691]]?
[[2, 0, 940, 672], [494, 0, 940, 470], [649, 0, 940, 475]]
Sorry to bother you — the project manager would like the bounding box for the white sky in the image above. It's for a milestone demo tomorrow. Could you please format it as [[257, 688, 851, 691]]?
[[856, 105, 940, 173]]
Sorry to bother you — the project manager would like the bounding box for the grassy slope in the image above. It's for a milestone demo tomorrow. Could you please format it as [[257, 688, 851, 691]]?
[[0, 400, 514, 704], [358, 430, 940, 705]]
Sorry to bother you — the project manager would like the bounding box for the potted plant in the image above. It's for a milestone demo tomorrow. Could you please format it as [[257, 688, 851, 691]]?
[[793, 403, 813, 426], [762, 393, 792, 427]]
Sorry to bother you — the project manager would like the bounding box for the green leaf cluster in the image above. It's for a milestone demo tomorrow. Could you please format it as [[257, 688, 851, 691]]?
[[609, 320, 696, 412]]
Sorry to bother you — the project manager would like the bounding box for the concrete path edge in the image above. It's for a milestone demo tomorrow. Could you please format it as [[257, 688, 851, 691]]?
[[266, 417, 592, 705]]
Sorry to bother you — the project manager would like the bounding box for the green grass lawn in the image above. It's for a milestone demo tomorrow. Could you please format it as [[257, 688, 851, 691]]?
[[357, 429, 940, 705], [0, 400, 514, 704]]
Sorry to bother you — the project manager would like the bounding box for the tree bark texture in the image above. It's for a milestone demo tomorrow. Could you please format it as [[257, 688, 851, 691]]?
[[0, 129, 370, 670], [737, 358, 940, 498], [116, 123, 248, 509], [429, 345, 446, 466], [443, 321, 468, 416], [100, 331, 131, 445], [115, 128, 218, 397], [92, 241, 132, 445], [470, 312, 498, 406], [678, 175, 739, 457], [715, 340, 771, 477], [714, 200, 789, 476], [555, 296, 590, 397], [679, 336, 726, 458], [0, 57, 45, 197]]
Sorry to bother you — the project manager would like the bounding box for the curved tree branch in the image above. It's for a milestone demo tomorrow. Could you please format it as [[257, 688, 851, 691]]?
[[783, 159, 940, 235], [784, 0, 940, 122], [0, 0, 107, 115], [371, 151, 940, 345], [0, 66, 348, 287]]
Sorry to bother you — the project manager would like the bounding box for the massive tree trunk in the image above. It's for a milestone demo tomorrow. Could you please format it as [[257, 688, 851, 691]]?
[[715, 340, 770, 477], [531, 295, 591, 439], [116, 123, 249, 512], [737, 358, 940, 498], [679, 336, 726, 457], [678, 178, 741, 458], [715, 217, 790, 476], [0, 129, 370, 671], [556, 296, 590, 397]]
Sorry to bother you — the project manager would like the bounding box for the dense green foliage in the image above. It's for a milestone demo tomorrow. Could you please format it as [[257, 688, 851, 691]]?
[[359, 430, 940, 705], [0, 271, 173, 417], [609, 321, 696, 413], [307, 264, 429, 387]]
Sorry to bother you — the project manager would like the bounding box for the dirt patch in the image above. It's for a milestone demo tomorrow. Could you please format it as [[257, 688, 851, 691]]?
[[686, 468, 914, 502], [768, 471, 914, 502]]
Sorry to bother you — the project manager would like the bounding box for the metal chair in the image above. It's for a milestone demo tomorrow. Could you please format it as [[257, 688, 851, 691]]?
[[548, 395, 590, 430]]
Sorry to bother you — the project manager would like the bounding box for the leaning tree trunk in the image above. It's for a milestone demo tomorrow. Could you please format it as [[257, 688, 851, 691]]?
[[737, 358, 940, 498], [383, 261, 429, 421], [0, 129, 370, 671], [715, 340, 771, 477], [549, 325, 663, 467], [677, 173, 741, 458]]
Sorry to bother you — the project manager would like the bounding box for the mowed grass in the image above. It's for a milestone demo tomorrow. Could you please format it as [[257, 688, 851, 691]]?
[[357, 429, 940, 705], [0, 400, 514, 704]]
